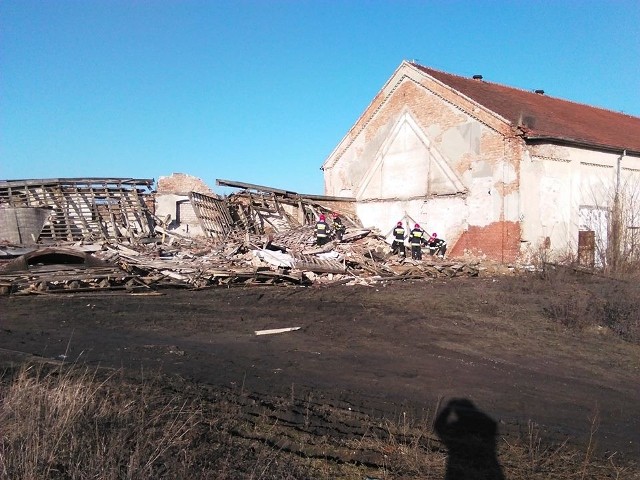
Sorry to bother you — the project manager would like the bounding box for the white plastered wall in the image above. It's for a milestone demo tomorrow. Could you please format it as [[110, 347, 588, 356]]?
[[520, 144, 640, 259], [349, 108, 472, 245], [357, 197, 468, 246], [324, 78, 513, 250]]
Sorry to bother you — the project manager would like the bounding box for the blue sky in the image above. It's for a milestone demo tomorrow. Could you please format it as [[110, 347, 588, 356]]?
[[2, 1, 639, 195]]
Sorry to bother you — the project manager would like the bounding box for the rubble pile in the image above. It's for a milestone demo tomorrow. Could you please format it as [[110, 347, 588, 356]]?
[[0, 227, 479, 295], [0, 177, 479, 295]]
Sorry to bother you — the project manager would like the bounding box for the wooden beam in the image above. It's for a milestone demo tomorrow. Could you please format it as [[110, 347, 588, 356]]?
[[255, 327, 301, 336]]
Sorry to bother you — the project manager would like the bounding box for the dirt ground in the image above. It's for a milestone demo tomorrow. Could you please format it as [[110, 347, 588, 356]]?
[[1, 273, 639, 463]]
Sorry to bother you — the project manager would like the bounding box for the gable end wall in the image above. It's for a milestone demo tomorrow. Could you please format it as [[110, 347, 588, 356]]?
[[325, 69, 523, 262]]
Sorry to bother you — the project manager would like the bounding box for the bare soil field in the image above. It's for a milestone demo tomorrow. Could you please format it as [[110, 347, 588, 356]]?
[[1, 271, 639, 477]]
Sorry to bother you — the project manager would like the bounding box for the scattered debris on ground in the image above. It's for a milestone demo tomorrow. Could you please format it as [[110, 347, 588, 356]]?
[[0, 177, 480, 295], [0, 228, 480, 295]]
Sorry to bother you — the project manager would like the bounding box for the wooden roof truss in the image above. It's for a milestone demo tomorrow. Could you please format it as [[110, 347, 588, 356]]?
[[0, 178, 155, 242]]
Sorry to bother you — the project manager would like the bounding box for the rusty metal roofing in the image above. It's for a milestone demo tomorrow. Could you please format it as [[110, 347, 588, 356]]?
[[410, 63, 640, 154]]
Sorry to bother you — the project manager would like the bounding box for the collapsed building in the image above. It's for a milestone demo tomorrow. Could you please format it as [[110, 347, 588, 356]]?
[[6, 62, 634, 291], [0, 175, 356, 246], [0, 175, 480, 295], [322, 61, 640, 265]]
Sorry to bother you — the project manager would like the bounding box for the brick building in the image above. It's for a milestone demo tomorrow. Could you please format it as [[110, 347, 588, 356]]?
[[322, 61, 640, 263]]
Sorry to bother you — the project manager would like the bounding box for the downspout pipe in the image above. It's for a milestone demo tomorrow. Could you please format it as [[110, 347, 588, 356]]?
[[611, 150, 626, 271]]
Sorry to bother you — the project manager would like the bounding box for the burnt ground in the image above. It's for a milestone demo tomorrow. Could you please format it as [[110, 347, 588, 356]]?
[[1, 273, 639, 463]]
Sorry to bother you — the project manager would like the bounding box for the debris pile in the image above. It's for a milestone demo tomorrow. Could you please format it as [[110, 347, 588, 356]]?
[[0, 177, 479, 295], [0, 230, 479, 295]]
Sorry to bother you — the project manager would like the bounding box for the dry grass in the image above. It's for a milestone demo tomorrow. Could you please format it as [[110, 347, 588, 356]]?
[[0, 362, 358, 479], [537, 265, 640, 344], [0, 363, 201, 479], [1, 362, 638, 479]]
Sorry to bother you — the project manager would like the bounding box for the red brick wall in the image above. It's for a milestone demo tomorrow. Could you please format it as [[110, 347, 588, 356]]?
[[157, 173, 214, 195], [450, 221, 521, 262]]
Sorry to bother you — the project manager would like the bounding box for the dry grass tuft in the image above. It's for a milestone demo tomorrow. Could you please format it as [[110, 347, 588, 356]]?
[[523, 265, 640, 344], [1, 362, 638, 479], [0, 363, 201, 479]]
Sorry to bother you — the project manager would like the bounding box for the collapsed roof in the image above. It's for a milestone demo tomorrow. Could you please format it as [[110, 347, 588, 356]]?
[[0, 178, 155, 244], [0, 177, 481, 294]]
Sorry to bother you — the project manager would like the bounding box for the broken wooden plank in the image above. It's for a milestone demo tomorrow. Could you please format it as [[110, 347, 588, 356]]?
[[255, 326, 301, 336], [293, 254, 346, 274]]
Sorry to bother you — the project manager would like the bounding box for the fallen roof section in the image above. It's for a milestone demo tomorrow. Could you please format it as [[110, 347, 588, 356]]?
[[212, 178, 360, 237], [188, 191, 236, 238], [0, 178, 156, 243], [216, 178, 356, 202]]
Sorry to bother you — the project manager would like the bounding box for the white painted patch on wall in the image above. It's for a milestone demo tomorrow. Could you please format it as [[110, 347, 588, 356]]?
[[580, 163, 614, 207], [494, 160, 518, 185], [467, 177, 494, 227], [441, 121, 481, 162], [539, 177, 567, 226], [504, 191, 520, 222]]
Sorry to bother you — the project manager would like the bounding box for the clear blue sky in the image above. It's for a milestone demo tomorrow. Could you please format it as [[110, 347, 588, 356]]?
[[2, 1, 639, 195]]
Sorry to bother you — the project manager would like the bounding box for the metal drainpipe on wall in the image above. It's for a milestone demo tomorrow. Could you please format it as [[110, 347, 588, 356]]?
[[612, 149, 626, 269], [501, 138, 508, 264]]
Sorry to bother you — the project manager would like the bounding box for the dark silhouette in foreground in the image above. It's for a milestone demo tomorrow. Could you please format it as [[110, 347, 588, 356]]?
[[435, 398, 506, 480]]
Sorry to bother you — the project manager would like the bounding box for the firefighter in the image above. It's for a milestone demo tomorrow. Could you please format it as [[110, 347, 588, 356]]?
[[392, 221, 406, 256], [315, 214, 330, 246], [409, 223, 425, 260], [427, 232, 447, 258], [332, 213, 346, 241]]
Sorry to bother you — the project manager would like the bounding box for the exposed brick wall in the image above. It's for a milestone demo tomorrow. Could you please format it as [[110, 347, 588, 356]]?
[[325, 64, 530, 263], [450, 221, 522, 262], [157, 173, 214, 195], [177, 201, 199, 225], [312, 199, 357, 218]]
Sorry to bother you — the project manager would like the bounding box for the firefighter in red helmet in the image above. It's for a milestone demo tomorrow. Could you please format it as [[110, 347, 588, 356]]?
[[409, 223, 425, 260], [427, 232, 447, 258], [392, 221, 406, 256], [315, 214, 330, 246], [332, 212, 346, 241]]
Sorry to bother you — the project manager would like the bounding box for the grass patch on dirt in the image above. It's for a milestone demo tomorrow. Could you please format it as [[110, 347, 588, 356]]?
[[535, 265, 640, 344], [1, 362, 637, 480]]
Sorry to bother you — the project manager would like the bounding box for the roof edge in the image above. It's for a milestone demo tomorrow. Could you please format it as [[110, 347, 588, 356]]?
[[322, 61, 516, 171], [406, 62, 514, 129], [321, 61, 413, 171], [524, 135, 640, 157]]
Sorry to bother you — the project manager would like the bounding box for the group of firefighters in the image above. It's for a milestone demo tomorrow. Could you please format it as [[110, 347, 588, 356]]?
[[314, 213, 446, 260], [391, 221, 447, 260], [314, 213, 346, 246]]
